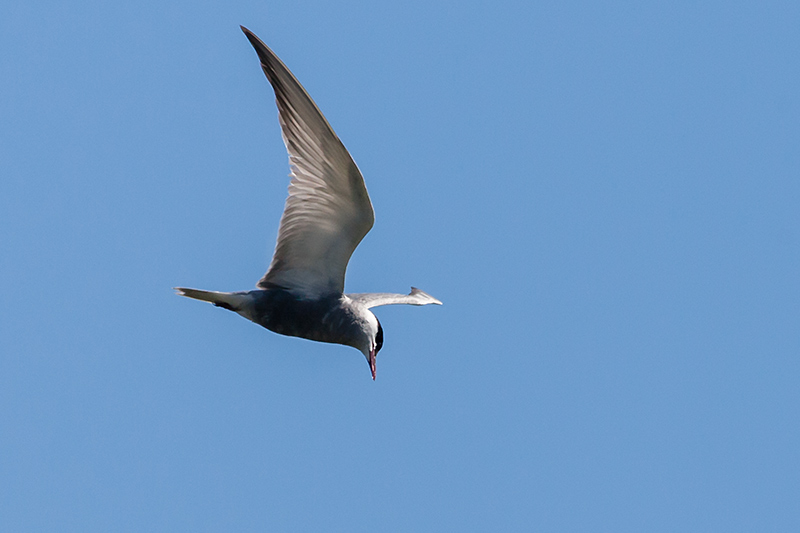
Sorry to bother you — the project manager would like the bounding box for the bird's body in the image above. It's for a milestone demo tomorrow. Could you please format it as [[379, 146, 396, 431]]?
[[176, 27, 441, 379], [178, 287, 379, 349]]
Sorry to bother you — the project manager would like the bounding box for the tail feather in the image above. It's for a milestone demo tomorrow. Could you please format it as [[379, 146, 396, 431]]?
[[174, 287, 248, 313]]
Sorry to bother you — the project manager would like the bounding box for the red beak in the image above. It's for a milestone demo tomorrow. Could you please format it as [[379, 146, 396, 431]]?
[[368, 349, 377, 380]]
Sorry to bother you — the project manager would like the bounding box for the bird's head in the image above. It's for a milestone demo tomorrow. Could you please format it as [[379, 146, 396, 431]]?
[[369, 319, 384, 380], [356, 311, 383, 380]]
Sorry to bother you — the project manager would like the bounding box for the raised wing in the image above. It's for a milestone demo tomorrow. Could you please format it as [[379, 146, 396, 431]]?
[[242, 27, 375, 297], [347, 287, 443, 309]]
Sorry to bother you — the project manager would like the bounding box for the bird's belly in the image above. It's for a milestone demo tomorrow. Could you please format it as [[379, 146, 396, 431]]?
[[251, 290, 350, 347]]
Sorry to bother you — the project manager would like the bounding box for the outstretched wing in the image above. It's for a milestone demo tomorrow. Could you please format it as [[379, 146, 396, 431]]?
[[347, 287, 443, 309], [242, 26, 375, 297]]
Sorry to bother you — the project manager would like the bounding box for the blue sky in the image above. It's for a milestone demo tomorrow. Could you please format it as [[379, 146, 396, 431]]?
[[2, 0, 799, 530]]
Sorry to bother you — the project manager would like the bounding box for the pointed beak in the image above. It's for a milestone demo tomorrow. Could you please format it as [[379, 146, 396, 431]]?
[[368, 349, 377, 380]]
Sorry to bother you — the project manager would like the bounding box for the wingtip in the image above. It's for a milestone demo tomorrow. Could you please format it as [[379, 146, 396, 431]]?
[[240, 25, 257, 42], [241, 25, 263, 46], [240, 25, 272, 60], [410, 286, 443, 305]]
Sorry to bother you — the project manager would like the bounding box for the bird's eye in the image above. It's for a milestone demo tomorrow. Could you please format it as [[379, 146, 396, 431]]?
[[375, 320, 384, 353]]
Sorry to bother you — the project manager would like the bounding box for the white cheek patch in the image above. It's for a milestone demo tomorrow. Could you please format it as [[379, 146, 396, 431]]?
[[364, 311, 379, 349]]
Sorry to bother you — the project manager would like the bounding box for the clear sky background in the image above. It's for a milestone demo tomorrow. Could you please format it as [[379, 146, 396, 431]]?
[[2, 0, 799, 530]]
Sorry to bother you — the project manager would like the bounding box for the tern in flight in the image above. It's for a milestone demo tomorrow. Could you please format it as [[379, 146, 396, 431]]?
[[176, 27, 442, 380]]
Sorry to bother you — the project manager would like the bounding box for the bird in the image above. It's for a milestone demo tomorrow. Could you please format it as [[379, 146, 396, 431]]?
[[175, 26, 442, 380]]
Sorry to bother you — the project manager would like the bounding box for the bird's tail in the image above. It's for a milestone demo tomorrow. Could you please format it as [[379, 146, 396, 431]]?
[[174, 287, 252, 314]]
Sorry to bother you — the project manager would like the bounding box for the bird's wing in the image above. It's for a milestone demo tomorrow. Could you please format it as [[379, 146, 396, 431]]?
[[242, 26, 375, 297], [347, 287, 442, 309]]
